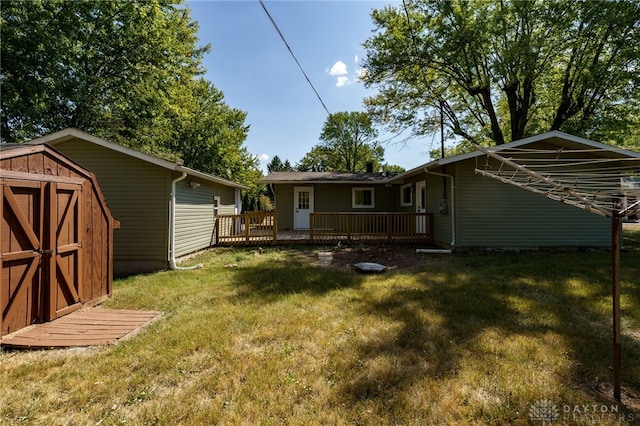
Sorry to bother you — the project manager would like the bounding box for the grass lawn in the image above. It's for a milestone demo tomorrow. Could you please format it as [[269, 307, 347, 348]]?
[[1, 227, 639, 425]]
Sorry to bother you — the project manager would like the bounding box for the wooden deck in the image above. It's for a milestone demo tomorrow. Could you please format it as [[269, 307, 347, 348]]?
[[215, 212, 433, 246], [0, 308, 162, 349]]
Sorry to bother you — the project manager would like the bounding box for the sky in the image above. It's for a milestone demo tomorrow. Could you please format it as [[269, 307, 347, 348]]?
[[186, 0, 439, 173]]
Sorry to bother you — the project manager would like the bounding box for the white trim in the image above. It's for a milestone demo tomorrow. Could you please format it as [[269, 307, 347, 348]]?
[[352, 187, 375, 208], [294, 186, 314, 230], [234, 189, 242, 214], [169, 173, 202, 270]]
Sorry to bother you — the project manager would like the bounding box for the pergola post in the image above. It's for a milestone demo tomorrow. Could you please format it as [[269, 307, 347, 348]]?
[[612, 212, 621, 402]]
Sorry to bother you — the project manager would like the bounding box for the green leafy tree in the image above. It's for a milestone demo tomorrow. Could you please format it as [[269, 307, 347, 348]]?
[[2, 0, 262, 188], [362, 0, 640, 149], [296, 145, 333, 172], [382, 164, 405, 174], [160, 78, 260, 187], [1, 0, 207, 143], [297, 111, 385, 172]]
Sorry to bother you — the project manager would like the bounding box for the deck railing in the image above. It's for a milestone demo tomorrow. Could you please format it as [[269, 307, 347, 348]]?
[[214, 211, 433, 245], [310, 212, 433, 244], [215, 211, 277, 245]]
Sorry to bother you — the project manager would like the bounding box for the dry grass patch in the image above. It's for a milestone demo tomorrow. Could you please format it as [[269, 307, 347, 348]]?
[[1, 230, 639, 424]]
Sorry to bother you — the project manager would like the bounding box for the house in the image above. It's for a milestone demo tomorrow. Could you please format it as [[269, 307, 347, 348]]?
[[261, 131, 640, 249], [1, 143, 116, 336], [28, 128, 247, 275]]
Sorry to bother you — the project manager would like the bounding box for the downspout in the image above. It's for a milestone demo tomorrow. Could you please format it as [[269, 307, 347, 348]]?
[[425, 169, 456, 248], [169, 172, 203, 270]]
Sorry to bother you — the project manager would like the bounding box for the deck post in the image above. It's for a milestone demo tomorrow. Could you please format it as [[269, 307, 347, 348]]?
[[309, 213, 314, 243], [386, 214, 392, 242], [273, 214, 278, 243], [244, 213, 250, 242], [215, 216, 220, 246]]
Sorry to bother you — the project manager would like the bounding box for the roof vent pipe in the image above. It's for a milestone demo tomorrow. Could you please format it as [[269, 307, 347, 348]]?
[[365, 162, 374, 173]]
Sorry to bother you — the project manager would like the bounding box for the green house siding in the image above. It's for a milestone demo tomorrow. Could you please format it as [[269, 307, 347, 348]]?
[[274, 183, 397, 230], [174, 179, 236, 257], [453, 160, 610, 247], [275, 185, 294, 230], [425, 176, 453, 247], [53, 138, 170, 265]]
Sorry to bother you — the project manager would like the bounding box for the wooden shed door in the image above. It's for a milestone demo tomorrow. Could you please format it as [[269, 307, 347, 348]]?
[[48, 182, 83, 320], [1, 179, 83, 336], [1, 180, 46, 335]]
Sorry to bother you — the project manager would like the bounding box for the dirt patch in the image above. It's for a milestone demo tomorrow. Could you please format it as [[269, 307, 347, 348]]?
[[317, 244, 445, 270]]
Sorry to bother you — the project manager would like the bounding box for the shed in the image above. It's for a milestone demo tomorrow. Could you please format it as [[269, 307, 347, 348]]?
[[28, 129, 248, 275], [1, 143, 116, 336]]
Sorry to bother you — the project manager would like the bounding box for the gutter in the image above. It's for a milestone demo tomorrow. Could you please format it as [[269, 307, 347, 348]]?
[[169, 172, 203, 270], [424, 169, 456, 248]]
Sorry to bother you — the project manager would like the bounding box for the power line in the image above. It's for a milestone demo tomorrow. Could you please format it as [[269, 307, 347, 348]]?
[[258, 0, 331, 116]]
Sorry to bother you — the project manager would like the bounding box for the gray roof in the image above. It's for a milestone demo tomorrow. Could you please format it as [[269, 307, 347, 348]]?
[[259, 171, 393, 184], [233, 131, 639, 186], [0, 143, 26, 151]]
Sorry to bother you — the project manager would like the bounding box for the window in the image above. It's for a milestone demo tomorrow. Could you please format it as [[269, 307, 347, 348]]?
[[352, 187, 375, 208], [213, 196, 220, 217], [297, 190, 310, 210], [401, 183, 412, 206]]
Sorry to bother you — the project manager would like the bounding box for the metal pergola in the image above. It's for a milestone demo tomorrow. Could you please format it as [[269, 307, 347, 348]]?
[[472, 141, 640, 402]]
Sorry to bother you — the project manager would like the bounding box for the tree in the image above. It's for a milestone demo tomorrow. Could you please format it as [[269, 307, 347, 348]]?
[[297, 111, 384, 172], [1, 0, 207, 143], [361, 0, 640, 149], [267, 155, 295, 173], [1, 0, 262, 188], [159, 78, 261, 187]]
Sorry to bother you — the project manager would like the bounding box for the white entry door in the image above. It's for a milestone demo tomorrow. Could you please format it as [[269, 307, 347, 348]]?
[[416, 181, 427, 233], [294, 187, 314, 230]]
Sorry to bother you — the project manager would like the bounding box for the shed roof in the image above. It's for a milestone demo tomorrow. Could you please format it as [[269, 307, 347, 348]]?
[[27, 128, 248, 190]]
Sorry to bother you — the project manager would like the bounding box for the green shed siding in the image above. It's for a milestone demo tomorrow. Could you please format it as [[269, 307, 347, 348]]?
[[53, 138, 170, 264], [174, 178, 236, 257], [453, 159, 610, 247]]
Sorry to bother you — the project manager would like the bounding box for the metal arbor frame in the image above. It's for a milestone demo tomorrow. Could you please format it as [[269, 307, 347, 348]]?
[[473, 142, 640, 402]]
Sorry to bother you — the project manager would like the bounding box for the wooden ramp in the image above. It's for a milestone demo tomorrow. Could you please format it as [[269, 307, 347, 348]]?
[[0, 308, 162, 349]]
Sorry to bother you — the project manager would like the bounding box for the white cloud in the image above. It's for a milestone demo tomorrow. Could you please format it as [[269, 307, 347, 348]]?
[[327, 58, 367, 87], [258, 153, 269, 162], [329, 60, 348, 76], [336, 76, 350, 87]]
